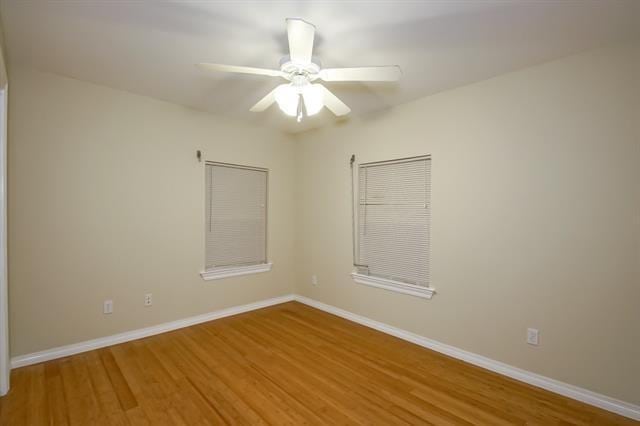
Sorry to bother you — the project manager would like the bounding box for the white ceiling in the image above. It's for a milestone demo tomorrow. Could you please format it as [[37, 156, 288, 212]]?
[[2, 0, 639, 133]]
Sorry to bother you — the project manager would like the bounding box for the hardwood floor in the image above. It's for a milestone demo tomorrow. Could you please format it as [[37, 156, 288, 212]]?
[[0, 301, 636, 425]]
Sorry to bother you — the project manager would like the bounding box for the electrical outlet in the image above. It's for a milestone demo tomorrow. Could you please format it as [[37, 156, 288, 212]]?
[[311, 275, 318, 286], [527, 328, 539, 345], [104, 300, 113, 314], [144, 293, 153, 307]]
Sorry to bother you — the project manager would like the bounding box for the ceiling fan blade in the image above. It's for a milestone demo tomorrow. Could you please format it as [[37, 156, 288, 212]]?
[[249, 85, 283, 112], [317, 85, 351, 116], [319, 66, 402, 82], [197, 63, 284, 78], [286, 18, 315, 64]]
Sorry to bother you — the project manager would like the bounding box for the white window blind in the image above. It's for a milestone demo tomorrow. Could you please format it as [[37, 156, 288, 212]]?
[[205, 163, 267, 270], [356, 156, 431, 287]]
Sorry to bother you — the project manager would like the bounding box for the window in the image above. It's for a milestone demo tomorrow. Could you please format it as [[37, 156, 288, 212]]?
[[352, 156, 434, 298], [200, 162, 271, 280]]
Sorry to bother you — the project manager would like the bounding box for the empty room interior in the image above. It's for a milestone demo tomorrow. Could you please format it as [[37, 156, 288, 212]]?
[[0, 0, 638, 424]]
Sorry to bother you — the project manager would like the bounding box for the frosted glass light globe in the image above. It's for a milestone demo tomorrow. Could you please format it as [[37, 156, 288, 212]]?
[[302, 84, 324, 116], [274, 84, 299, 116]]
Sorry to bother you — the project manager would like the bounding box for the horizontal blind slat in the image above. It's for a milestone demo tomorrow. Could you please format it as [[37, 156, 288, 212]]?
[[205, 164, 267, 269], [358, 157, 431, 286]]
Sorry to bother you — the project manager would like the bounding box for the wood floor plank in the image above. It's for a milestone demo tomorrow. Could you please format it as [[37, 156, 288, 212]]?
[[25, 364, 48, 426], [237, 312, 461, 424], [98, 348, 138, 412], [149, 331, 265, 425], [1, 301, 637, 425], [44, 361, 70, 426], [178, 328, 303, 425], [246, 309, 478, 425], [109, 342, 175, 426], [59, 355, 106, 425], [210, 319, 372, 425], [131, 339, 218, 426], [2, 366, 29, 425]]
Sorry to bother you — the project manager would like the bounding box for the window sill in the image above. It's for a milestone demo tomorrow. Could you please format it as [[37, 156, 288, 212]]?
[[201, 263, 272, 281], [351, 272, 435, 299]]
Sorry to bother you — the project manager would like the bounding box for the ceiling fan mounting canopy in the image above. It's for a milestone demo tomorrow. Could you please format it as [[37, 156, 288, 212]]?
[[197, 18, 401, 121]]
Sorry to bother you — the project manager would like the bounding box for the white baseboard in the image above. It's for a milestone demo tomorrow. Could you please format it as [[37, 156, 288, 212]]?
[[9, 293, 639, 421], [10, 294, 295, 369], [293, 295, 640, 421]]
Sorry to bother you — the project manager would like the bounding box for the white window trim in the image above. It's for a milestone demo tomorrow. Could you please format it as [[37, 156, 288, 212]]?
[[351, 272, 435, 299], [201, 262, 272, 281]]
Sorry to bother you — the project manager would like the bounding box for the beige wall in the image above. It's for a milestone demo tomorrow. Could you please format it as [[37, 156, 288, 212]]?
[[0, 22, 7, 87], [8, 67, 296, 356], [294, 45, 640, 404]]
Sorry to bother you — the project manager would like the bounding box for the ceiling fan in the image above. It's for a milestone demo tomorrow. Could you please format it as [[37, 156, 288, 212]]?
[[197, 18, 402, 122]]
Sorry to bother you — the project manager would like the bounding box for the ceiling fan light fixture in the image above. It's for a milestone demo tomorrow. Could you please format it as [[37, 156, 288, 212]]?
[[275, 80, 324, 119], [274, 84, 299, 116], [198, 18, 401, 122], [302, 84, 324, 116]]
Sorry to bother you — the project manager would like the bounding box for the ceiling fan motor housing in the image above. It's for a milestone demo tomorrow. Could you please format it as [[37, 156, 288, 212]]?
[[280, 55, 321, 81]]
